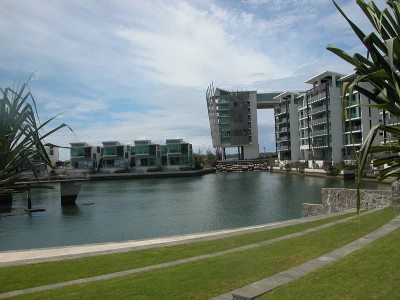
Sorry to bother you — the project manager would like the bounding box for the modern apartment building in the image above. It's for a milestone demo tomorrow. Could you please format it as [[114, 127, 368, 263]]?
[[131, 140, 161, 171], [69, 139, 193, 173], [274, 91, 303, 163], [101, 141, 130, 171], [70, 142, 101, 171], [163, 139, 193, 170], [206, 87, 260, 160], [339, 73, 381, 161], [294, 71, 344, 167]]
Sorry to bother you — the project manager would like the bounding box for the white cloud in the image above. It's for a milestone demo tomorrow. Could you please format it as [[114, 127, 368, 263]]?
[[115, 2, 288, 87], [0, 0, 392, 160]]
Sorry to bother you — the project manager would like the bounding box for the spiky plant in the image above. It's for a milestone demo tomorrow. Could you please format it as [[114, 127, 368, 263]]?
[[327, 0, 400, 216], [0, 78, 70, 200]]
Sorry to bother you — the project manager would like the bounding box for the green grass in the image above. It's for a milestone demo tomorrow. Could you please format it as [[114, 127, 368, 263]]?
[[5, 207, 398, 299], [262, 226, 400, 299], [0, 211, 354, 293]]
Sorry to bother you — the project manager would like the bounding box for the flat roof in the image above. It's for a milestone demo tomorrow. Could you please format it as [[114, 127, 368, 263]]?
[[273, 90, 306, 100], [305, 71, 346, 84]]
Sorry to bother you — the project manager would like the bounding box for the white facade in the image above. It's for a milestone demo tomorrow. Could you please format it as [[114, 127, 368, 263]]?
[[274, 91, 303, 164], [164, 139, 193, 171], [340, 74, 381, 161], [101, 141, 130, 172], [296, 71, 344, 167], [70, 142, 101, 171]]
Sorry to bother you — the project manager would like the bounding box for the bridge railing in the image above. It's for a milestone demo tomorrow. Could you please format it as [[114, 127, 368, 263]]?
[[17, 172, 91, 183]]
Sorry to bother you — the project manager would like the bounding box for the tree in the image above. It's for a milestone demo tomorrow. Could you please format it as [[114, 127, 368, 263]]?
[[327, 0, 400, 215], [0, 78, 71, 202]]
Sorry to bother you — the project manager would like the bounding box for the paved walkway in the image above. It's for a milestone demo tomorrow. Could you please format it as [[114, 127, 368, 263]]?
[[0, 209, 357, 267], [0, 207, 400, 299]]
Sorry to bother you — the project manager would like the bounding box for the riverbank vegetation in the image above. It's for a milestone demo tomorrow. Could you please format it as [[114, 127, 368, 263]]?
[[1, 207, 398, 299]]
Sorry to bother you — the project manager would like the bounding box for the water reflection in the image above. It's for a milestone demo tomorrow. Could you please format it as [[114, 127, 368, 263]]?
[[61, 205, 81, 216], [0, 172, 389, 251]]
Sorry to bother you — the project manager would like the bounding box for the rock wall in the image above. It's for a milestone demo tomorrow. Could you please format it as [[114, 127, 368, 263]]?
[[302, 187, 400, 217]]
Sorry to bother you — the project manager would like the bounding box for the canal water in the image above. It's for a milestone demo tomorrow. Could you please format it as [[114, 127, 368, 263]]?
[[0, 172, 388, 251]]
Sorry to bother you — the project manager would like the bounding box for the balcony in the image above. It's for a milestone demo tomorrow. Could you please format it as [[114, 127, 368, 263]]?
[[277, 145, 290, 151], [276, 126, 287, 133], [275, 108, 287, 115], [310, 105, 329, 115], [309, 94, 327, 104], [276, 117, 287, 125], [344, 125, 361, 132], [311, 117, 327, 126], [312, 129, 328, 136], [345, 112, 361, 120]]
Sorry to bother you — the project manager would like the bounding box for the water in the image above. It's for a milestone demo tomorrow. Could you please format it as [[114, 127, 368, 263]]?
[[0, 172, 388, 251]]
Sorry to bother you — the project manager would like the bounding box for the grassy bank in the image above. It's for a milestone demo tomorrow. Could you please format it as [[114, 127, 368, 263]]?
[[263, 226, 400, 299], [0, 212, 354, 293], [2, 207, 398, 299]]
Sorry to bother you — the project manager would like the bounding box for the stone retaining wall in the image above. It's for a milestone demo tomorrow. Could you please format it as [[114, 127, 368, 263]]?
[[303, 188, 400, 217]]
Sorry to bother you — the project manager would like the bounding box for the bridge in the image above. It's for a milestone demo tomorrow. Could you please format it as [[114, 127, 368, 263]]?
[[256, 92, 281, 109]]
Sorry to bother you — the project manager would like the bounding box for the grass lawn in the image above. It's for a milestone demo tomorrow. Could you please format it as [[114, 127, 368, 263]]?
[[4, 208, 398, 299], [262, 226, 400, 299], [0, 211, 355, 293]]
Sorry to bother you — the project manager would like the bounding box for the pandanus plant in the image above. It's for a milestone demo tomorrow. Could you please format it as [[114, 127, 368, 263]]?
[[0, 78, 71, 201], [327, 0, 400, 215]]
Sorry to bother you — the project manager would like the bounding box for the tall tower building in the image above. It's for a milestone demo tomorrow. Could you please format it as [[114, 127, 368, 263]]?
[[206, 87, 259, 160]]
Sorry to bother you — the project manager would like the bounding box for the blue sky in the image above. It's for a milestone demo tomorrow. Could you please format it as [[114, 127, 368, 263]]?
[[0, 0, 387, 160]]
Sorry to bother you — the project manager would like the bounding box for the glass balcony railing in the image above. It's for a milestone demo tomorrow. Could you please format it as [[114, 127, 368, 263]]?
[[311, 117, 327, 125], [312, 129, 328, 136]]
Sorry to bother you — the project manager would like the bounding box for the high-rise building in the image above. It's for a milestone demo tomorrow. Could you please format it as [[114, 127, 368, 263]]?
[[339, 73, 381, 161], [206, 87, 258, 160], [295, 71, 344, 167], [206, 86, 279, 160], [274, 91, 304, 163]]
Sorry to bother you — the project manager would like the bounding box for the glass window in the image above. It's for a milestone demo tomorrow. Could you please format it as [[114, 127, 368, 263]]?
[[167, 144, 181, 153], [136, 145, 149, 155], [71, 148, 85, 157], [103, 147, 117, 156]]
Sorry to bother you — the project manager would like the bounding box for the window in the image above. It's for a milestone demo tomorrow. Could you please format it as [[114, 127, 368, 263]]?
[[103, 147, 117, 156], [71, 148, 85, 157]]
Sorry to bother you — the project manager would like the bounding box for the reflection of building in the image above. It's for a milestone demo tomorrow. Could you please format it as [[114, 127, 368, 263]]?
[[131, 140, 161, 171], [339, 73, 381, 161], [163, 139, 193, 170], [70, 142, 101, 171], [274, 91, 304, 164], [101, 141, 130, 171], [206, 87, 259, 160]]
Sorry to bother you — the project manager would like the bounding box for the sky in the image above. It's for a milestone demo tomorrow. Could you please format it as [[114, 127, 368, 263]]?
[[0, 0, 388, 160]]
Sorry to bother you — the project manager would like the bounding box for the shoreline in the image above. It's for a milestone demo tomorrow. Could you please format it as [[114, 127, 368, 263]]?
[[0, 208, 358, 266], [90, 168, 215, 181]]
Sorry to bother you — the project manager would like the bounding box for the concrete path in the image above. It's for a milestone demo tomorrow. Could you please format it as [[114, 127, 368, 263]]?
[[211, 214, 400, 300], [0, 208, 387, 299], [0, 209, 357, 267]]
